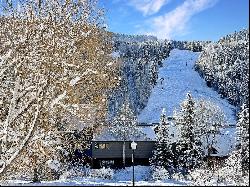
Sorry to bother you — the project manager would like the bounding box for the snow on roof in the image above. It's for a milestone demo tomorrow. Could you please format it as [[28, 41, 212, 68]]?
[[92, 121, 236, 157], [140, 126, 156, 141], [93, 125, 156, 142]]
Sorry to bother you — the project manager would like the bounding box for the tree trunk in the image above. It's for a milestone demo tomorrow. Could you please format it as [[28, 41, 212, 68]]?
[[32, 167, 39, 183], [122, 141, 126, 168]]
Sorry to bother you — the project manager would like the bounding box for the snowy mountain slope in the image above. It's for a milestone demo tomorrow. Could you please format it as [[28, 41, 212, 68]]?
[[138, 49, 236, 124]]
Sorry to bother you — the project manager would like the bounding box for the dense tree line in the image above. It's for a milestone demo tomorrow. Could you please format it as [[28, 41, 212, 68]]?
[[171, 40, 211, 52], [195, 29, 249, 110], [112, 33, 158, 43], [108, 35, 173, 119]]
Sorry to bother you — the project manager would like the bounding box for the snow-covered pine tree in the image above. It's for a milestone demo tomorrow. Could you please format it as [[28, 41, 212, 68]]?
[[150, 108, 174, 175], [149, 60, 159, 86], [195, 29, 249, 109], [175, 93, 203, 174], [109, 100, 142, 168], [236, 103, 249, 176]]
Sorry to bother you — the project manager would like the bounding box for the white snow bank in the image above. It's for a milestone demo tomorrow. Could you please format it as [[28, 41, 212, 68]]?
[[114, 166, 151, 182]]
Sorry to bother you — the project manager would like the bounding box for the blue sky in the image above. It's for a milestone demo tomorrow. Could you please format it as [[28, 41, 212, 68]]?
[[100, 0, 249, 41]]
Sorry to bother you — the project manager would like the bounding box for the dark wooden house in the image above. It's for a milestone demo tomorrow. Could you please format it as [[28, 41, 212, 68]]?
[[91, 124, 157, 169]]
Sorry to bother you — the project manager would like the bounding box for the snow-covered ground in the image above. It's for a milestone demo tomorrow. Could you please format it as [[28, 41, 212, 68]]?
[[138, 49, 236, 124], [1, 166, 189, 186], [1, 180, 187, 186]]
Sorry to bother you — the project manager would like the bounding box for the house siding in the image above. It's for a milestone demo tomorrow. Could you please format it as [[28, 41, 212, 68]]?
[[91, 141, 156, 159]]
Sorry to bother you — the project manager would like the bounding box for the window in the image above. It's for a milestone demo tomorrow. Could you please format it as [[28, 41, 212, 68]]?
[[94, 143, 110, 149], [99, 144, 106, 149]]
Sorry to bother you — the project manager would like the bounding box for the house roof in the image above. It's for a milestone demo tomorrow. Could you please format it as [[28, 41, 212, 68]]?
[[92, 121, 236, 157], [92, 125, 156, 142]]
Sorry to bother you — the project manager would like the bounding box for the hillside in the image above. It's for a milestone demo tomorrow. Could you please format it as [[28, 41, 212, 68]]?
[[107, 36, 172, 119], [195, 29, 249, 110], [138, 49, 236, 124]]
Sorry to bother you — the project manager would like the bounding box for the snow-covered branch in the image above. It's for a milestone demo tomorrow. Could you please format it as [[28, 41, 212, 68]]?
[[0, 103, 40, 176], [51, 91, 67, 109]]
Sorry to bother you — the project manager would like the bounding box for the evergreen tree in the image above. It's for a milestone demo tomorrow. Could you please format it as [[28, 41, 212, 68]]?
[[175, 93, 203, 174], [150, 108, 174, 174], [236, 103, 249, 175]]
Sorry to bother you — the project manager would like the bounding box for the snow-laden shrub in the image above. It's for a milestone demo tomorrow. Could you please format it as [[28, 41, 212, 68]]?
[[189, 169, 217, 186], [46, 159, 61, 172], [89, 167, 114, 180], [189, 158, 250, 186], [242, 174, 249, 186], [215, 151, 248, 186], [172, 172, 185, 181], [60, 167, 90, 180], [59, 170, 74, 180], [151, 167, 170, 181]]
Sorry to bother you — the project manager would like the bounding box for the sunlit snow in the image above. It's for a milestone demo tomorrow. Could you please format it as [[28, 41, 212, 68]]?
[[70, 76, 81, 86], [138, 49, 236, 125]]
